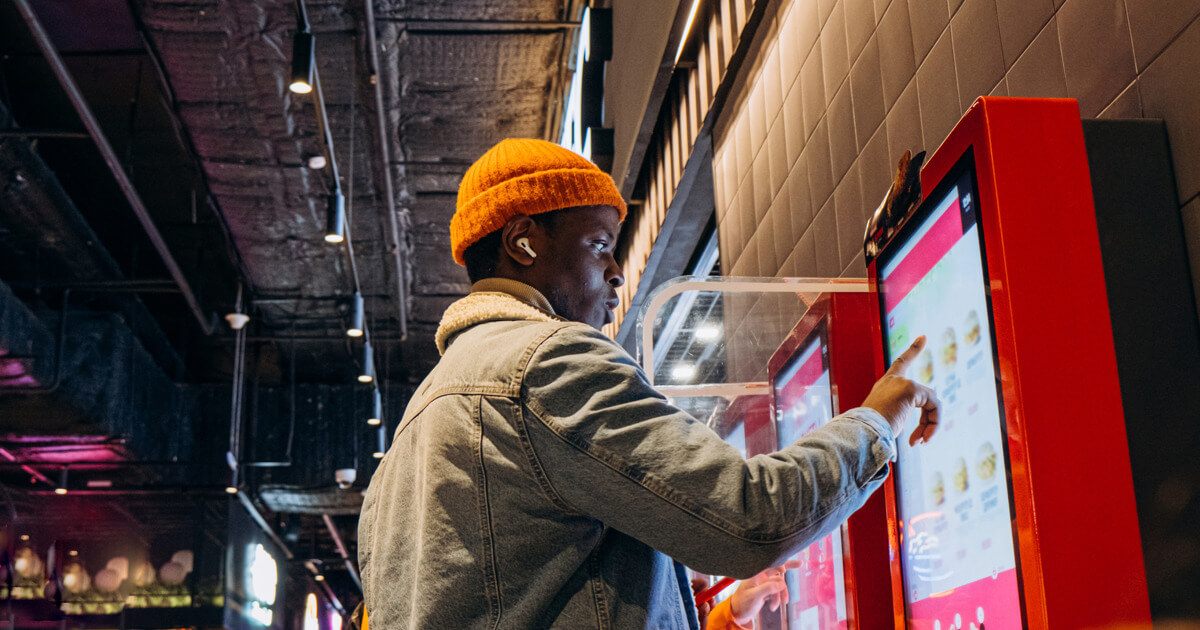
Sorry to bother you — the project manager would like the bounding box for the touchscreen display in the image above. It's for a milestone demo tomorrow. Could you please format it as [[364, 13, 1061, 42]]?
[[698, 396, 775, 605], [878, 163, 1022, 628], [773, 334, 849, 630]]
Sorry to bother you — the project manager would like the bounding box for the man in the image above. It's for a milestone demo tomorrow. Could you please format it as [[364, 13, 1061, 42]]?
[[358, 138, 938, 629]]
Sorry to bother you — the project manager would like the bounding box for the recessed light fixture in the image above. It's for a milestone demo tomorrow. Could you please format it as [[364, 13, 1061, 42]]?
[[347, 292, 365, 337], [225, 486, 239, 495], [55, 467, 68, 495], [358, 341, 375, 383], [289, 30, 315, 94], [324, 189, 346, 244], [367, 389, 382, 426], [671, 364, 696, 382], [307, 155, 327, 170], [373, 425, 386, 459]]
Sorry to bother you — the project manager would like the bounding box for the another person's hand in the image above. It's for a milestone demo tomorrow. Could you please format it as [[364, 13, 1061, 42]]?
[[691, 578, 712, 628], [861, 336, 941, 446], [729, 569, 790, 626]]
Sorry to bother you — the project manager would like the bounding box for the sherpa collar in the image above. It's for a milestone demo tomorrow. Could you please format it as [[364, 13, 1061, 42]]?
[[435, 279, 564, 355]]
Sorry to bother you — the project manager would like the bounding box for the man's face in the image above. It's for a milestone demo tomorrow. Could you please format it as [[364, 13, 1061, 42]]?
[[531, 205, 624, 329]]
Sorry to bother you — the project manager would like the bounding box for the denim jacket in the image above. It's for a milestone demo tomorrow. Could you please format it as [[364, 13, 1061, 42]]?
[[358, 280, 897, 629]]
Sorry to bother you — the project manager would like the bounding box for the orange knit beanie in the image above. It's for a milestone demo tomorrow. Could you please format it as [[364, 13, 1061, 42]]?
[[450, 138, 628, 265]]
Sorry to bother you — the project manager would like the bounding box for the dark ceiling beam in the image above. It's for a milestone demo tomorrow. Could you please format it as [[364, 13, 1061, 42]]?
[[389, 159, 473, 166], [364, 0, 409, 341], [8, 279, 181, 293], [235, 491, 294, 562], [322, 513, 362, 592], [11, 0, 216, 336], [1, 49, 146, 57], [0, 447, 55, 488], [375, 18, 582, 33], [0, 129, 89, 138], [304, 560, 347, 615], [220, 335, 407, 343]]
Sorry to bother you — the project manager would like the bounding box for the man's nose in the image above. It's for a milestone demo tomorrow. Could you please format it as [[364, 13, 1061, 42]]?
[[607, 256, 625, 288]]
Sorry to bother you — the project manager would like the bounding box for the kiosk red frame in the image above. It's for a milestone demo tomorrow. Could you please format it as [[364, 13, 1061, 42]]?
[[865, 97, 1150, 628], [764, 293, 892, 630]]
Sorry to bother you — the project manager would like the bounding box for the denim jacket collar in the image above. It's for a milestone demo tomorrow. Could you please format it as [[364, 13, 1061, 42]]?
[[435, 278, 566, 355]]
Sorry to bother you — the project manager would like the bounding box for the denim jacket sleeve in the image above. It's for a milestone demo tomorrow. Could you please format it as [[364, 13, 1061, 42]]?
[[519, 324, 896, 579]]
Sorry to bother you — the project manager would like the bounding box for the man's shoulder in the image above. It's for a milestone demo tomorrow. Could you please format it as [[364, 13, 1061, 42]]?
[[520, 322, 641, 383]]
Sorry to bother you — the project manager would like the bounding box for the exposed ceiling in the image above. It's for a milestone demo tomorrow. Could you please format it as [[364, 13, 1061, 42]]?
[[0, 0, 581, 612]]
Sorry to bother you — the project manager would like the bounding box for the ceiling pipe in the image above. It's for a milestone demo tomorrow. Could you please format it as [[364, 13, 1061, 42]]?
[[235, 491, 295, 561], [0, 129, 89, 138], [304, 560, 347, 616], [322, 513, 363, 591], [0, 447, 56, 488], [11, 0, 216, 336], [363, 0, 409, 341]]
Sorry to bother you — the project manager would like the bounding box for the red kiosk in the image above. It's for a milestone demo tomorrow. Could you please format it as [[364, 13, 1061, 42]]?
[[864, 97, 1151, 628], [756, 292, 892, 630]]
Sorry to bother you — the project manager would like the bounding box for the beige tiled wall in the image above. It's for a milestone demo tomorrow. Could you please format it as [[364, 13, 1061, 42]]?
[[712, 0, 1200, 299]]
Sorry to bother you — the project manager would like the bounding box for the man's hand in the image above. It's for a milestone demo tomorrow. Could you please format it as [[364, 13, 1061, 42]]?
[[729, 570, 789, 626], [861, 336, 941, 446]]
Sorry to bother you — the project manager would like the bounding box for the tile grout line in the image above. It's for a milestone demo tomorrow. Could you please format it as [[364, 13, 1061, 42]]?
[[1131, 9, 1200, 76]]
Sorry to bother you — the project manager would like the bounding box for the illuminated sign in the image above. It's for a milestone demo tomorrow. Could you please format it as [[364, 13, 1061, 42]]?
[[304, 593, 319, 630], [246, 544, 278, 626], [560, 8, 614, 170]]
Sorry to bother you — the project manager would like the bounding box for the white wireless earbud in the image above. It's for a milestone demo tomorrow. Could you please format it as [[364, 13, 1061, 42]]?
[[516, 238, 537, 259]]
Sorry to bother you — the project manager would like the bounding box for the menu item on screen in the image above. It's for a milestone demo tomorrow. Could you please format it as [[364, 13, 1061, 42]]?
[[917, 349, 934, 384], [952, 457, 969, 494], [963, 310, 982, 347], [878, 163, 1023, 627], [772, 335, 848, 630], [977, 442, 997, 482], [930, 472, 945, 506], [940, 328, 958, 369]]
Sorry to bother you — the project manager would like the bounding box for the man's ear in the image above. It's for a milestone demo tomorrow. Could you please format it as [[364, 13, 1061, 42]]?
[[500, 215, 538, 267]]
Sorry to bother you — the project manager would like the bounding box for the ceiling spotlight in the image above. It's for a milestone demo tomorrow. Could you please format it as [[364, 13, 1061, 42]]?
[[358, 340, 375, 383], [367, 389, 382, 426], [307, 155, 327, 169], [373, 425, 386, 459], [671, 364, 696, 382], [225, 312, 250, 330], [19, 534, 29, 542], [55, 467, 68, 495], [347, 292, 365, 337], [314, 573, 325, 582], [225, 486, 239, 495], [324, 189, 346, 244], [694, 324, 720, 341], [289, 30, 315, 94]]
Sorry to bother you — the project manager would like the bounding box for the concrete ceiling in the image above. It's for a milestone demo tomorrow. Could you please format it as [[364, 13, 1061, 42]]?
[[127, 0, 577, 382], [0, 0, 578, 383]]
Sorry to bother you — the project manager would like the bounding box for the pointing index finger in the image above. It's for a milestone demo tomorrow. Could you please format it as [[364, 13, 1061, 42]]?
[[887, 335, 927, 377]]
